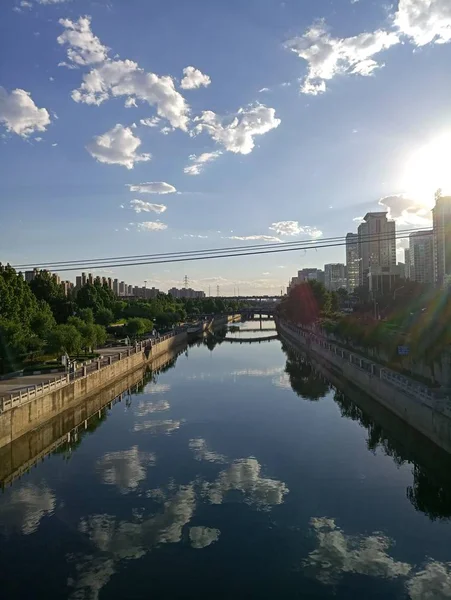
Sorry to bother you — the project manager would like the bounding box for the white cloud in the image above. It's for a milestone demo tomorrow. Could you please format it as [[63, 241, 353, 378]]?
[[160, 126, 172, 135], [0, 87, 50, 137], [136, 221, 168, 232], [192, 103, 280, 154], [269, 221, 323, 238], [143, 382, 171, 394], [395, 0, 451, 46], [204, 457, 289, 508], [285, 21, 399, 94], [130, 199, 167, 214], [140, 116, 160, 127], [378, 195, 432, 225], [38, 0, 72, 3], [180, 66, 211, 90], [96, 446, 156, 494], [87, 124, 150, 169], [0, 483, 55, 536], [72, 58, 190, 130], [304, 517, 411, 585], [189, 526, 220, 549], [127, 181, 177, 194], [183, 151, 222, 175], [124, 97, 137, 108], [57, 16, 109, 67], [259, 87, 270, 92], [227, 235, 282, 242], [188, 438, 227, 464]]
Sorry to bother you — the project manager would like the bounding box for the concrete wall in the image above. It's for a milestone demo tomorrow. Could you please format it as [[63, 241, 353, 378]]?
[[0, 332, 187, 450], [0, 346, 183, 486], [278, 321, 451, 455]]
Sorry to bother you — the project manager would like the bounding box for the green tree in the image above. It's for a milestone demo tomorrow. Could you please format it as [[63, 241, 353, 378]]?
[[47, 324, 82, 355], [78, 307, 94, 324], [95, 307, 114, 326]]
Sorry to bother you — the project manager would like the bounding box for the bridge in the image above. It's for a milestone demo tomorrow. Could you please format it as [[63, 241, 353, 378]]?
[[221, 334, 279, 343]]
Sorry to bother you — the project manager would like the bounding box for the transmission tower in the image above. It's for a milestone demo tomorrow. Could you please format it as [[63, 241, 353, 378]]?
[[184, 275, 189, 289], [216, 285, 220, 297]]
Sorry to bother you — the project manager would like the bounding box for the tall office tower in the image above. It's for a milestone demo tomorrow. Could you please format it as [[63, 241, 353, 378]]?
[[432, 193, 451, 286], [358, 212, 396, 287], [409, 231, 434, 284], [345, 233, 359, 292]]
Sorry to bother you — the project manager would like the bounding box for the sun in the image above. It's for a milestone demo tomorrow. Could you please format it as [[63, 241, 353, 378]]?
[[400, 134, 451, 206]]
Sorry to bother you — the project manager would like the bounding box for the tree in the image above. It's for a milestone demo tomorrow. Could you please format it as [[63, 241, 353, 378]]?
[[78, 308, 94, 324], [124, 317, 153, 339], [30, 300, 56, 338], [29, 270, 72, 323], [95, 307, 114, 326], [47, 324, 82, 355]]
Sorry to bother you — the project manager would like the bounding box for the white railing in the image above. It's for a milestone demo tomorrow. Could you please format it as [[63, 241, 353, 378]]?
[[278, 319, 445, 407], [0, 328, 186, 413]]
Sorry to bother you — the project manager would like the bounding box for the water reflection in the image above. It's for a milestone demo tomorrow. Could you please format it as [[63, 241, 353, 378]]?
[[304, 516, 451, 599], [283, 347, 330, 400], [203, 458, 289, 509], [188, 438, 227, 464], [0, 482, 55, 536], [189, 526, 221, 549], [133, 419, 182, 434], [96, 446, 156, 494]]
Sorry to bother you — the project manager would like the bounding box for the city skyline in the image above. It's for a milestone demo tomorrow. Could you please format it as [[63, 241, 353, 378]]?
[[1, 0, 451, 294]]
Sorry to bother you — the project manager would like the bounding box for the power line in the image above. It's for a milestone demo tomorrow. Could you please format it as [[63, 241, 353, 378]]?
[[12, 227, 432, 272], [24, 228, 429, 273]]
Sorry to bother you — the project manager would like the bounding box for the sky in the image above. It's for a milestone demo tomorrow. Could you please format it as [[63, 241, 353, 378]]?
[[1, 0, 451, 295]]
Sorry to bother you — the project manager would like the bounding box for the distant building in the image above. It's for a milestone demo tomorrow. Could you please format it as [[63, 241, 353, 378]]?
[[404, 248, 411, 279], [432, 194, 451, 286], [119, 281, 125, 296], [409, 230, 434, 284], [367, 265, 402, 295], [127, 284, 133, 296], [75, 275, 82, 289], [61, 280, 74, 296], [81, 272, 87, 286], [297, 268, 325, 284], [24, 269, 39, 283], [113, 279, 119, 295], [107, 277, 113, 289], [168, 287, 205, 299], [324, 263, 346, 291], [346, 233, 359, 292], [358, 212, 396, 287], [87, 273, 93, 285], [397, 262, 406, 280]]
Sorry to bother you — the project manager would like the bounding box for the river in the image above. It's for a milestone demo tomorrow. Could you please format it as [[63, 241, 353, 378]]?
[[1, 319, 451, 599]]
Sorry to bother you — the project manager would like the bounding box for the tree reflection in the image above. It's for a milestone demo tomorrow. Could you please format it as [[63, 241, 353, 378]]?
[[204, 327, 227, 351], [281, 341, 451, 520], [283, 348, 330, 401], [407, 466, 451, 521]]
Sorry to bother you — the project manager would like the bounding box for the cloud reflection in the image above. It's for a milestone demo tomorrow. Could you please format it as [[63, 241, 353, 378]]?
[[189, 438, 227, 464], [304, 517, 411, 585], [204, 458, 289, 509], [142, 383, 171, 394], [135, 399, 170, 416], [96, 446, 156, 494], [133, 419, 181, 434], [0, 483, 55, 536], [189, 526, 220, 549]]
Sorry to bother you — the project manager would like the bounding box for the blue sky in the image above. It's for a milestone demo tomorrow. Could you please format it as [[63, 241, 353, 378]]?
[[1, 0, 451, 294]]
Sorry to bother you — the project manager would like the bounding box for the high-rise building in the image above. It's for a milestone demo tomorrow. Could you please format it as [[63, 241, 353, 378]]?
[[127, 284, 133, 296], [24, 269, 38, 283], [119, 281, 125, 296], [358, 212, 396, 287], [87, 273, 93, 285], [113, 279, 119, 295], [409, 230, 434, 284], [432, 194, 451, 286], [75, 275, 82, 289], [81, 272, 87, 286], [324, 263, 347, 291], [107, 277, 113, 289], [404, 248, 411, 279], [345, 233, 359, 292]]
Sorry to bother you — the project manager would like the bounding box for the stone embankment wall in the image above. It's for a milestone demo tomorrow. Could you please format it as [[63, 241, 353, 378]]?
[[0, 332, 187, 449], [278, 320, 451, 455]]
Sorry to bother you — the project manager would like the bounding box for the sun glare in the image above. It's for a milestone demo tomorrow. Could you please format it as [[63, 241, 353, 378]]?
[[400, 134, 451, 206]]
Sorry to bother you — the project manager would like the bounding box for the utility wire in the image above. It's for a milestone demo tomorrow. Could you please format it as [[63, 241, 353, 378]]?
[[13, 227, 432, 271], [28, 229, 429, 273]]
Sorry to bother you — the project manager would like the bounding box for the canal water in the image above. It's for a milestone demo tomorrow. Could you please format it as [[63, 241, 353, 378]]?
[[2, 319, 451, 599]]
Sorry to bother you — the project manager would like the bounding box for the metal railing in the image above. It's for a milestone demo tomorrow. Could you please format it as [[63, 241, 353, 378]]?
[[0, 328, 186, 413], [279, 320, 446, 407]]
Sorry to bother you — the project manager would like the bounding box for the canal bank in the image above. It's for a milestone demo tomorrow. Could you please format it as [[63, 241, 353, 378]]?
[[0, 330, 188, 449], [277, 318, 451, 455]]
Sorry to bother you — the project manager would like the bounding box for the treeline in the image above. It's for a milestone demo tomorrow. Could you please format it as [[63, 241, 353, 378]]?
[[0, 264, 249, 373], [277, 280, 345, 324]]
